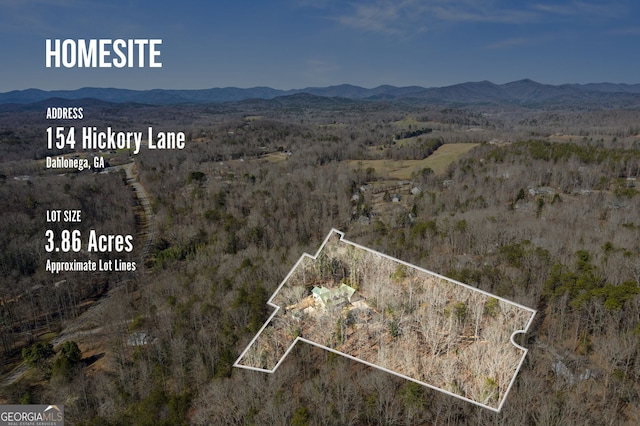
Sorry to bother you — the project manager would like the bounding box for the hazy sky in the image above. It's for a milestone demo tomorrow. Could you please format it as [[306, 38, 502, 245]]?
[[1, 0, 639, 91]]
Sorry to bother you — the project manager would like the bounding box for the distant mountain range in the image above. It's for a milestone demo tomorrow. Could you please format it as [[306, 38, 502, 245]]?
[[2, 79, 640, 107]]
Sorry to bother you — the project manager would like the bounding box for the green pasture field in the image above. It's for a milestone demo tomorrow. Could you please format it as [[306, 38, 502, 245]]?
[[347, 143, 479, 179]]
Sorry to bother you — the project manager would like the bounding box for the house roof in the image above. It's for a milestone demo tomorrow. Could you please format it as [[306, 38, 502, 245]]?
[[312, 284, 356, 307]]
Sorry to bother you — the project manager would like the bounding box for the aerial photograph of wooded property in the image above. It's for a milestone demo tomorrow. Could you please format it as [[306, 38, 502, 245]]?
[[2, 83, 640, 424], [236, 229, 535, 411], [2, 1, 640, 425]]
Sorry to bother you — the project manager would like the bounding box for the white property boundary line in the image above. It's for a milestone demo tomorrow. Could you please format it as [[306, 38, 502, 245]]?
[[234, 229, 536, 412]]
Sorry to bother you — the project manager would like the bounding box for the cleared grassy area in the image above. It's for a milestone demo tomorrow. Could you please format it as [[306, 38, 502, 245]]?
[[347, 143, 479, 179], [546, 134, 584, 142], [392, 136, 420, 147], [392, 115, 427, 127], [257, 152, 289, 163]]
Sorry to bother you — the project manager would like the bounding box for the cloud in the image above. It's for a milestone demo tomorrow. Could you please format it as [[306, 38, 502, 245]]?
[[530, 3, 576, 16], [485, 37, 534, 50], [332, 0, 540, 35], [429, 2, 536, 24], [333, 0, 417, 35], [330, 0, 632, 36], [531, 1, 628, 19], [484, 31, 567, 50]]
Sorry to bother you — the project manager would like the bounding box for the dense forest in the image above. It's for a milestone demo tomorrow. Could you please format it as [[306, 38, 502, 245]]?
[[1, 98, 639, 425]]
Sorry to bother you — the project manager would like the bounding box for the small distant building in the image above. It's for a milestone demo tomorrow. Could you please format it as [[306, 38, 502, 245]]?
[[312, 284, 356, 309], [574, 189, 593, 195], [528, 186, 555, 196], [127, 332, 149, 346], [356, 215, 371, 225]]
